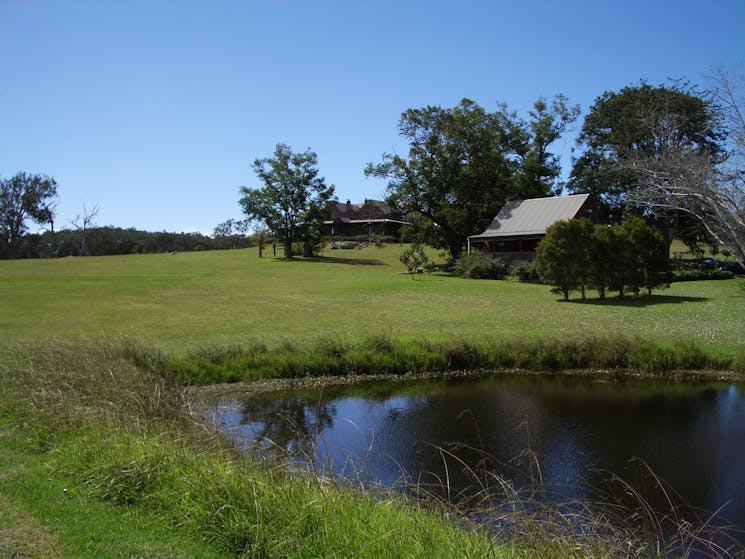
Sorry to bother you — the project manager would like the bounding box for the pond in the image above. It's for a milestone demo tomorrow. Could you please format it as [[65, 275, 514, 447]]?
[[209, 374, 745, 550]]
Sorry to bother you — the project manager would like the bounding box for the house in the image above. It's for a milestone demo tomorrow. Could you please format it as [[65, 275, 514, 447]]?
[[467, 193, 593, 264], [324, 199, 408, 238]]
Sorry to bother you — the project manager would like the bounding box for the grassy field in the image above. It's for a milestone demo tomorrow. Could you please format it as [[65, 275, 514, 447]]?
[[1, 246, 744, 557], [1, 245, 743, 356]]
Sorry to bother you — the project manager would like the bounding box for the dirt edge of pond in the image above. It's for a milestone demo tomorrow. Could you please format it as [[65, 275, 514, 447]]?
[[189, 367, 745, 403]]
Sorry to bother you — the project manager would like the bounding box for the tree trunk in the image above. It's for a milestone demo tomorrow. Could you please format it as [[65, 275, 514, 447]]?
[[448, 240, 462, 261], [284, 240, 293, 259]]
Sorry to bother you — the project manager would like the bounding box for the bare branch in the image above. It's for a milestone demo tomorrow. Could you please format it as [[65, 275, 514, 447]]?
[[621, 129, 744, 261]]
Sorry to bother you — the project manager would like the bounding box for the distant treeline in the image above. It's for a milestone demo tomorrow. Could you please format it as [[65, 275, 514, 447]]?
[[10, 227, 253, 258]]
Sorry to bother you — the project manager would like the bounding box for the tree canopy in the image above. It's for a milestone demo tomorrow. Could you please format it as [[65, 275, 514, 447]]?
[[0, 172, 58, 258], [515, 95, 581, 199], [536, 218, 669, 300], [568, 82, 723, 230], [366, 97, 578, 259], [239, 144, 335, 258], [610, 72, 744, 263], [535, 218, 594, 300]]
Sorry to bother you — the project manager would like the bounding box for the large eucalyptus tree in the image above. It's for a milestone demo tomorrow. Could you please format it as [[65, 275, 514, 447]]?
[[240, 144, 335, 258]]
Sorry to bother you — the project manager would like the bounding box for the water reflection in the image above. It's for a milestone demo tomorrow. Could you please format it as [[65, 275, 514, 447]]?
[[235, 397, 336, 456], [212, 375, 745, 535]]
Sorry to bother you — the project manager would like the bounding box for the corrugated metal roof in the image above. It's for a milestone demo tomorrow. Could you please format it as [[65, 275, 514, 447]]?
[[469, 193, 590, 239]]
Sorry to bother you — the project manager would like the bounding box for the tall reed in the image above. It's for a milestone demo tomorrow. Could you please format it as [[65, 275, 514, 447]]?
[[163, 334, 744, 385]]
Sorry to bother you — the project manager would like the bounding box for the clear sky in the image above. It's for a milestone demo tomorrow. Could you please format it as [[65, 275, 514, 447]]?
[[1, 0, 743, 235]]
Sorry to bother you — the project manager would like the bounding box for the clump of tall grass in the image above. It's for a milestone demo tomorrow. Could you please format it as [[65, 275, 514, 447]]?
[[2, 341, 187, 434], [163, 335, 745, 385], [226, 420, 745, 559], [3, 341, 742, 558], [51, 426, 510, 558], [1, 342, 508, 558]]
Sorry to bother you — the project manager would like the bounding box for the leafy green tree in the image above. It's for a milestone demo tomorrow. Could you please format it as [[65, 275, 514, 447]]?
[[366, 99, 517, 260], [367, 97, 576, 260], [569, 82, 723, 231], [515, 95, 581, 198], [0, 172, 58, 258], [399, 243, 428, 278], [535, 219, 594, 300], [588, 225, 622, 300], [623, 218, 669, 296], [240, 144, 335, 258]]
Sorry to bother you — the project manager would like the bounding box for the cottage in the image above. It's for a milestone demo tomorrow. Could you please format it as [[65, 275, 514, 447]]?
[[467, 193, 593, 264], [324, 199, 408, 238]]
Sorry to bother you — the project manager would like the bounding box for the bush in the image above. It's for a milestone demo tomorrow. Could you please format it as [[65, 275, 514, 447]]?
[[454, 252, 507, 279], [510, 260, 539, 282], [671, 269, 734, 282], [400, 244, 429, 275]]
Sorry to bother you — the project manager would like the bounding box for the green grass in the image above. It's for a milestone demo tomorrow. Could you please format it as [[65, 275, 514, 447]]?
[[1, 246, 743, 557], [163, 335, 742, 385], [2, 341, 734, 558], [0, 342, 531, 559], [0, 431, 225, 559], [1, 245, 742, 357]]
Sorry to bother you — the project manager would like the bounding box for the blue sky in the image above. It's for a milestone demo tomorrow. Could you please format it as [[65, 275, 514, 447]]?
[[1, 0, 743, 234]]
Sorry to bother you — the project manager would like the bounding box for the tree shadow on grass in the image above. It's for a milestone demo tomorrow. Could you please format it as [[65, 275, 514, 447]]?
[[564, 294, 709, 307], [271, 256, 385, 266]]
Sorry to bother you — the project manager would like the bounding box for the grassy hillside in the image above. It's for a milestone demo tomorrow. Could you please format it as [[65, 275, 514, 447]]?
[[1, 245, 742, 357]]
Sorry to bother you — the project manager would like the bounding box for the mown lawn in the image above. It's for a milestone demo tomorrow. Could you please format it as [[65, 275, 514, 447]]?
[[1, 245, 743, 357]]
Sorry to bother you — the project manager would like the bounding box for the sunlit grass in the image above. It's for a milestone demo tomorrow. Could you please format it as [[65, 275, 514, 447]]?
[[1, 243, 743, 557], [0, 342, 520, 559], [161, 335, 742, 385], [1, 246, 742, 357], [3, 342, 741, 558]]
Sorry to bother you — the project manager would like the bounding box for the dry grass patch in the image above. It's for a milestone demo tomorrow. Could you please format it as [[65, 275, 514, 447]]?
[[0, 495, 62, 559]]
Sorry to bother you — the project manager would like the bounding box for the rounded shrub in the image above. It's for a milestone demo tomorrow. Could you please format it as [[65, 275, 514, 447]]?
[[671, 269, 734, 282], [454, 252, 507, 279], [510, 260, 539, 282]]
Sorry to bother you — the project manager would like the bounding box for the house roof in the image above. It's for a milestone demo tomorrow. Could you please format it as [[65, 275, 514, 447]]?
[[469, 193, 590, 240], [323, 218, 408, 225], [333, 201, 363, 213]]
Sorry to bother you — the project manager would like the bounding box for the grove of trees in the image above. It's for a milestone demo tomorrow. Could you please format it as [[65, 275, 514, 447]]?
[[536, 218, 669, 300], [366, 96, 579, 260], [14, 226, 253, 258]]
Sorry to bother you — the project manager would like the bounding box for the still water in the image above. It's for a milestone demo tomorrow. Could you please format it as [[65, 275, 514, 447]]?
[[211, 375, 745, 537]]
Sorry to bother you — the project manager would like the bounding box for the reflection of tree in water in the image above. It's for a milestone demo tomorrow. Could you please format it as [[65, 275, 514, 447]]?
[[240, 397, 336, 456]]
